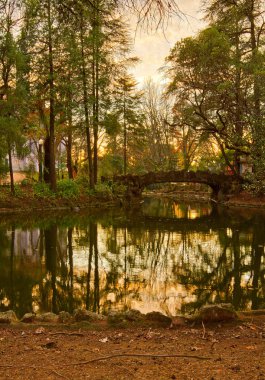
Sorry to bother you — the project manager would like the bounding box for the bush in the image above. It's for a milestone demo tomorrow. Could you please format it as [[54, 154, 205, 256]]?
[[86, 182, 113, 197], [56, 179, 80, 198], [33, 182, 54, 198], [14, 184, 24, 197], [111, 182, 127, 195], [75, 175, 90, 190]]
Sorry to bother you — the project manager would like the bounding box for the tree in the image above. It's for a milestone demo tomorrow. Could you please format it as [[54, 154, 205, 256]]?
[[21, 0, 64, 191], [140, 79, 177, 171], [0, 0, 27, 194], [165, 22, 261, 175], [120, 0, 181, 28], [204, 0, 265, 189]]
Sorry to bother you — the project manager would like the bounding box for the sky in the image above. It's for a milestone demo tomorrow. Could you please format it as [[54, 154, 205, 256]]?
[[129, 0, 205, 85]]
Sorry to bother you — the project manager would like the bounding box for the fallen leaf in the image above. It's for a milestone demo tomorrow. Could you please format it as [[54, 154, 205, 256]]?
[[99, 337, 108, 343], [245, 346, 255, 350], [190, 346, 202, 351], [35, 327, 45, 335]]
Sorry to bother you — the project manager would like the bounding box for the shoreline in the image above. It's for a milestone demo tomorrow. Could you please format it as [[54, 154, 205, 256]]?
[[144, 191, 265, 209], [0, 190, 264, 215]]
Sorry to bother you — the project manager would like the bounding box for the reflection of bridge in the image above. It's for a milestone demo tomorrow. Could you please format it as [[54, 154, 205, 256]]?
[[114, 170, 244, 201]]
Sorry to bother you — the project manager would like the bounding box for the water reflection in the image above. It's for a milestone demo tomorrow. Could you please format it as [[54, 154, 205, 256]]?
[[143, 197, 212, 219], [0, 199, 265, 318]]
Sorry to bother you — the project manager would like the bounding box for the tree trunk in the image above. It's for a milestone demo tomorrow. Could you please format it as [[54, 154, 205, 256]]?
[[234, 24, 243, 175], [247, 1, 262, 155], [80, 12, 94, 189], [7, 141, 15, 195], [44, 136, 50, 183], [66, 130, 73, 179], [47, 0, 57, 191], [92, 2, 100, 185], [38, 143, 43, 182], [66, 73, 74, 180], [123, 83, 127, 175]]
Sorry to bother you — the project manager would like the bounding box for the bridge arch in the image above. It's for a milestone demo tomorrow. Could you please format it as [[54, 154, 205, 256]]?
[[114, 170, 243, 201]]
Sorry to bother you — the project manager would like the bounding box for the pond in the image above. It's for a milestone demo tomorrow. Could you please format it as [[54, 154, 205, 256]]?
[[0, 197, 265, 318]]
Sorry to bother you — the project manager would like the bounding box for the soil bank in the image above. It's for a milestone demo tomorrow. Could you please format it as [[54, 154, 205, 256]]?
[[0, 313, 265, 380]]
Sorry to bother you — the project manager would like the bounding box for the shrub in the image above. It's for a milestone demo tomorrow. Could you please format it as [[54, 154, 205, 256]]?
[[33, 182, 54, 198], [56, 179, 80, 198], [14, 184, 24, 197], [86, 182, 113, 197], [111, 182, 127, 195], [75, 175, 90, 190]]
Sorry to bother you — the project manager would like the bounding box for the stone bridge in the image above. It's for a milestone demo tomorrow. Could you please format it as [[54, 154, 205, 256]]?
[[113, 170, 244, 201]]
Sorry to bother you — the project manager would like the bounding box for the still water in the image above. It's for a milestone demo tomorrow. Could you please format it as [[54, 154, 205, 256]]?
[[0, 197, 265, 318]]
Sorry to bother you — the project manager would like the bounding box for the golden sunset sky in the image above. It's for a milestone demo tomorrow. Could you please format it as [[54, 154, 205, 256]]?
[[130, 0, 205, 85]]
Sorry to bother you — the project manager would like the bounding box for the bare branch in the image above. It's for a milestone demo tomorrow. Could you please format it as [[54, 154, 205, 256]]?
[[118, 0, 183, 30]]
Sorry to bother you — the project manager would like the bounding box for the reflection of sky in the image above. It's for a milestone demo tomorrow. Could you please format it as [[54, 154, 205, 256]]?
[[129, 0, 206, 85], [70, 226, 245, 315]]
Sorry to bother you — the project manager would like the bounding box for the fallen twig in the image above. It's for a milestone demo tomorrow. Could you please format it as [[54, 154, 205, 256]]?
[[49, 332, 84, 337], [0, 353, 212, 372], [50, 369, 69, 379], [202, 321, 206, 339], [68, 353, 212, 366], [243, 322, 263, 331]]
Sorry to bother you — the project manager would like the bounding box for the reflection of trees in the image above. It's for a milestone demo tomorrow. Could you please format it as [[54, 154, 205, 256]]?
[[251, 221, 265, 310], [0, 228, 43, 318], [44, 226, 58, 313], [68, 228, 74, 313], [85, 223, 100, 313], [175, 223, 265, 314], [1, 205, 265, 317]]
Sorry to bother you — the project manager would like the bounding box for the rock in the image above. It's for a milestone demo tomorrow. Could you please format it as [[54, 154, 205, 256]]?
[[0, 310, 18, 324], [196, 304, 238, 322], [108, 309, 145, 324], [73, 309, 106, 323], [145, 312, 172, 326], [123, 309, 144, 321], [58, 311, 73, 324], [107, 312, 125, 325], [21, 313, 36, 323], [171, 315, 187, 327], [35, 312, 59, 323], [42, 341, 57, 349], [35, 327, 45, 334]]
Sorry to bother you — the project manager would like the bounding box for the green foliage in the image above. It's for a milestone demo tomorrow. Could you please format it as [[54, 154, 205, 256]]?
[[33, 182, 55, 198], [56, 179, 80, 199], [165, 1, 265, 186], [87, 182, 113, 197], [34, 180, 80, 199], [111, 182, 127, 195], [103, 113, 121, 136], [99, 154, 123, 177], [13, 184, 24, 197], [196, 150, 233, 173]]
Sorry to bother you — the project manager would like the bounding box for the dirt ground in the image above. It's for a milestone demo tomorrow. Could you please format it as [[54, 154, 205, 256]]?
[[0, 316, 265, 380]]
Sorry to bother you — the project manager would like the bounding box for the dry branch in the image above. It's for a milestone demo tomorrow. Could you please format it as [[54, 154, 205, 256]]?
[[69, 353, 212, 366], [49, 332, 84, 337]]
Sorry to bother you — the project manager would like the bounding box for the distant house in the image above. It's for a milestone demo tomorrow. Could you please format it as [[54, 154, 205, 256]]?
[[0, 141, 38, 184], [225, 155, 253, 176], [239, 155, 253, 175]]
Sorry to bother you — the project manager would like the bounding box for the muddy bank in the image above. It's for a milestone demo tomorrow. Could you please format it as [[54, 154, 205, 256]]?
[[0, 309, 264, 380]]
